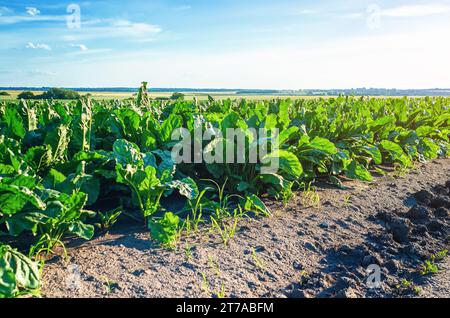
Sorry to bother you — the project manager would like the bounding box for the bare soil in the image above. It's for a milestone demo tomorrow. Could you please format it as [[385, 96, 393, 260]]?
[[42, 159, 450, 298]]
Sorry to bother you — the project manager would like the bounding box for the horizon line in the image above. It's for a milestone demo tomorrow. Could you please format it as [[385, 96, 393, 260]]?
[[1, 87, 450, 91]]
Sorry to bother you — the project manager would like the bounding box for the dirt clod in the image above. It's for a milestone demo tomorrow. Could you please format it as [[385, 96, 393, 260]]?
[[335, 287, 359, 298], [384, 259, 401, 274], [427, 220, 445, 233], [430, 197, 450, 209], [435, 207, 449, 219], [362, 254, 382, 267], [289, 289, 315, 298], [388, 218, 411, 244], [414, 190, 434, 205], [407, 205, 432, 221]]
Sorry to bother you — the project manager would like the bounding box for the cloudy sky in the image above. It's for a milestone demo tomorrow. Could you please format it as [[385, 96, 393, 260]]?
[[0, 0, 450, 89]]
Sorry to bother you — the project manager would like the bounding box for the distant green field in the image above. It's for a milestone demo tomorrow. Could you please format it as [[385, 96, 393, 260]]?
[[0, 90, 331, 101]]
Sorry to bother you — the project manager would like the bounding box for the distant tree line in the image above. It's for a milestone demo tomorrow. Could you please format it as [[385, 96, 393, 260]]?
[[18, 88, 81, 100], [304, 88, 450, 97], [170, 92, 185, 100], [153, 93, 186, 101]]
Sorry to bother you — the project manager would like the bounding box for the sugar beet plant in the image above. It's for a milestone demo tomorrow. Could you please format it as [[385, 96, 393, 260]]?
[[0, 87, 449, 297]]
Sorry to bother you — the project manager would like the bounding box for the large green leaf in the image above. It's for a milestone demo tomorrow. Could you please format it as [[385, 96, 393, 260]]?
[[243, 194, 271, 216], [44, 125, 70, 161], [345, 161, 373, 182], [0, 260, 16, 298], [42, 169, 67, 189], [0, 164, 15, 174], [0, 184, 46, 216], [113, 139, 142, 166], [260, 173, 285, 188], [69, 221, 95, 240], [278, 126, 299, 145], [55, 170, 100, 206], [160, 114, 182, 143], [116, 164, 164, 217], [380, 140, 411, 167], [168, 177, 199, 200], [277, 100, 290, 129], [5, 212, 47, 236], [221, 112, 248, 131], [263, 150, 303, 178], [117, 108, 141, 138], [23, 146, 53, 172], [263, 114, 278, 130], [0, 244, 40, 295], [309, 137, 338, 155], [418, 138, 440, 159], [5, 106, 26, 139], [360, 145, 382, 165], [148, 212, 180, 245]]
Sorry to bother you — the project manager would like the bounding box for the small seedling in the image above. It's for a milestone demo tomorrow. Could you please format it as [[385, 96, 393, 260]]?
[[208, 255, 221, 276], [200, 272, 210, 295], [431, 249, 448, 262], [29, 234, 68, 262], [373, 167, 387, 176], [420, 260, 439, 276], [393, 164, 409, 178], [280, 181, 294, 206], [250, 248, 265, 271], [96, 208, 123, 231], [187, 189, 207, 232], [396, 279, 421, 296], [215, 282, 226, 298], [100, 276, 118, 294], [418, 250, 448, 276], [300, 182, 321, 208], [298, 270, 309, 284], [210, 210, 239, 246], [182, 216, 192, 237], [184, 243, 193, 262], [343, 194, 351, 207]]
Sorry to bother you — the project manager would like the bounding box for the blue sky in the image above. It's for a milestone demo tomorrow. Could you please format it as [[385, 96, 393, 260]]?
[[1, 0, 450, 89]]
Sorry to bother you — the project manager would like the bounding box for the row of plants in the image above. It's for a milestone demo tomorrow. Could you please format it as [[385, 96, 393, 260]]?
[[0, 86, 449, 297]]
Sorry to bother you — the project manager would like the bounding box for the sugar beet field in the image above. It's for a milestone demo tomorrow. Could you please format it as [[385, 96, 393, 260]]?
[[1, 90, 449, 298]]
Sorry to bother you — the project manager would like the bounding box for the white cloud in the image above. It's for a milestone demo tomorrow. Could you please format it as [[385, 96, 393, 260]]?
[[66, 48, 112, 57], [175, 5, 192, 11], [0, 69, 55, 76], [27, 69, 56, 76], [345, 3, 450, 20], [62, 19, 162, 42], [381, 4, 450, 17], [342, 12, 364, 19], [0, 15, 64, 25], [0, 6, 11, 16], [26, 7, 40, 17], [112, 19, 162, 36], [298, 9, 318, 15], [70, 44, 88, 51], [26, 42, 51, 51]]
